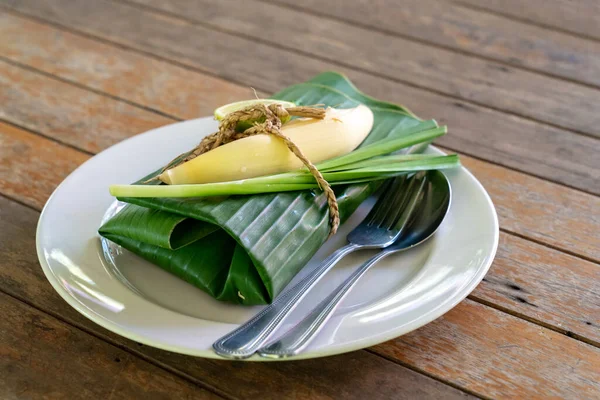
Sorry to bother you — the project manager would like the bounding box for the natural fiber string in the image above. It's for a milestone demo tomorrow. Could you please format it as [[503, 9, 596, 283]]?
[[156, 103, 340, 236]]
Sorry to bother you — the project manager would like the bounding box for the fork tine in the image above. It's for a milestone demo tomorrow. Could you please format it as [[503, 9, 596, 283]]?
[[366, 176, 404, 226], [383, 171, 427, 231], [364, 178, 397, 225], [369, 175, 410, 227], [377, 175, 415, 228]]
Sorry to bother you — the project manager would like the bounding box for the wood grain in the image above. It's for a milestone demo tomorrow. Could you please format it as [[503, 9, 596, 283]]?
[[0, 292, 220, 400], [125, 0, 600, 137], [0, 13, 253, 119], [455, 0, 600, 41], [2, 1, 599, 194], [0, 38, 597, 262], [372, 300, 600, 399], [0, 121, 89, 209], [473, 233, 600, 345], [0, 60, 171, 153], [0, 196, 473, 400], [272, 0, 600, 87], [458, 155, 600, 263]]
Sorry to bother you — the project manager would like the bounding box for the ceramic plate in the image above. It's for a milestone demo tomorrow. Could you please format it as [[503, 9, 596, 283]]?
[[37, 117, 499, 360]]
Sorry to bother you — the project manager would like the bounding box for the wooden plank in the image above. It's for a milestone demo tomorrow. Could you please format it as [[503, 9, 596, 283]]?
[[0, 293, 220, 400], [0, 13, 253, 118], [473, 233, 600, 345], [0, 40, 598, 262], [122, 0, 600, 138], [372, 300, 600, 399], [3, 123, 600, 343], [0, 121, 89, 209], [2, 1, 599, 194], [459, 155, 600, 263], [1, 194, 597, 398], [271, 0, 600, 87], [455, 0, 600, 41], [0, 61, 171, 154], [0, 196, 473, 400]]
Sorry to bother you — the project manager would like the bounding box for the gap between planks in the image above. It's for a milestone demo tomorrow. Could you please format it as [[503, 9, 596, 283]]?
[[453, 1, 600, 44], [470, 295, 600, 349], [116, 0, 600, 141], [365, 349, 491, 400], [254, 0, 600, 92], [0, 287, 235, 400]]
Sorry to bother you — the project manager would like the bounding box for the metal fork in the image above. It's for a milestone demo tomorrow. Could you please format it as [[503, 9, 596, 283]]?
[[212, 173, 428, 359]]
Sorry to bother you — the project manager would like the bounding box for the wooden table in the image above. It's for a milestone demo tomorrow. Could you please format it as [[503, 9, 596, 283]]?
[[1, 0, 599, 398]]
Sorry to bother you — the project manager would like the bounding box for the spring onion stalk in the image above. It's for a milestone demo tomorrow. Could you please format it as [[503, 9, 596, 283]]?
[[109, 155, 459, 198], [315, 125, 446, 170], [239, 155, 459, 184], [321, 154, 443, 171]]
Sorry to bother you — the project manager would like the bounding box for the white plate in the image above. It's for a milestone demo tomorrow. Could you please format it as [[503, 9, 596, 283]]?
[[37, 117, 499, 360]]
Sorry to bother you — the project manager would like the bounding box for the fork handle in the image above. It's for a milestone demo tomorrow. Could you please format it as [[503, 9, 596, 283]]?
[[258, 250, 392, 358], [212, 243, 360, 359]]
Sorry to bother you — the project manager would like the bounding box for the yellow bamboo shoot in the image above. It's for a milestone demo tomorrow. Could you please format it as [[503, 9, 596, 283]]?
[[160, 105, 374, 185]]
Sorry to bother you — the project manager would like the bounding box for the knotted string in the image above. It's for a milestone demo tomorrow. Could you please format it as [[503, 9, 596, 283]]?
[[156, 103, 340, 236]]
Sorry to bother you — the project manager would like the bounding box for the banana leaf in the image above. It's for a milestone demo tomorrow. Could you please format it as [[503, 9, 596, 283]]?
[[99, 72, 434, 305]]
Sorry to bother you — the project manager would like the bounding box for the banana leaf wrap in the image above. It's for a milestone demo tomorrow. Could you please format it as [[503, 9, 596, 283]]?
[[98, 72, 430, 305]]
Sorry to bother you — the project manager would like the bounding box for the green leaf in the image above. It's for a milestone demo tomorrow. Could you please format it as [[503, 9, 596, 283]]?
[[99, 204, 218, 250], [98, 71, 444, 304]]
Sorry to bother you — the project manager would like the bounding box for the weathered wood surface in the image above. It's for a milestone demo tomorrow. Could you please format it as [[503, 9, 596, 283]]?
[[457, 156, 599, 263], [127, 0, 600, 137], [0, 292, 221, 400], [2, 1, 600, 194], [473, 233, 600, 346], [0, 60, 171, 153], [455, 0, 600, 41], [0, 13, 253, 118], [1, 0, 599, 398], [373, 300, 600, 399], [0, 121, 89, 209], [272, 0, 600, 87]]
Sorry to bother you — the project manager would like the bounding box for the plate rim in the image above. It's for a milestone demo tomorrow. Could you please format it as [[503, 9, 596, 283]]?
[[36, 117, 499, 361]]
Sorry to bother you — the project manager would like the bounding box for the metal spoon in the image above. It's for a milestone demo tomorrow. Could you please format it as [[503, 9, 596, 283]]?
[[258, 170, 451, 358]]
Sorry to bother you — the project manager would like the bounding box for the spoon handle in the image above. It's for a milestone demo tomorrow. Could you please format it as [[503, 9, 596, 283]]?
[[258, 249, 392, 358], [212, 243, 360, 359]]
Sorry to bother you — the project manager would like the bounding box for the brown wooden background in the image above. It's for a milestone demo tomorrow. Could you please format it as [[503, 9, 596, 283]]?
[[1, 0, 599, 398]]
